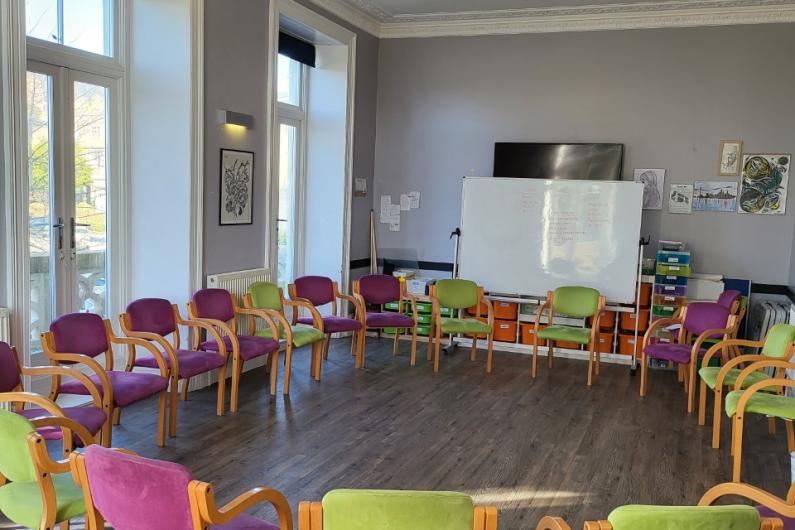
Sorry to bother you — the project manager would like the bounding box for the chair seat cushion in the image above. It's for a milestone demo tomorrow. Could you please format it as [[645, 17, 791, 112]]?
[[255, 323, 325, 347], [200, 335, 279, 361], [135, 349, 226, 379], [17, 405, 106, 443], [321, 489, 474, 530], [366, 312, 414, 329], [698, 367, 772, 391], [644, 343, 706, 364], [439, 317, 491, 335], [726, 390, 795, 419], [537, 325, 591, 345], [607, 504, 761, 530], [212, 514, 279, 530], [757, 505, 795, 530], [0, 473, 85, 529], [298, 315, 362, 333], [59, 370, 168, 407]]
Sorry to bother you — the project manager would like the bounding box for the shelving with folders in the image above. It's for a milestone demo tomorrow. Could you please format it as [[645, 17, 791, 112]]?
[[652, 249, 691, 321]]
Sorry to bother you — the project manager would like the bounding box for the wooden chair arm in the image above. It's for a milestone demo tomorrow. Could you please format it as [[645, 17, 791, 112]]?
[[352, 293, 368, 326], [189, 481, 293, 529], [701, 339, 764, 369], [283, 298, 324, 331], [481, 295, 495, 328], [643, 317, 682, 349], [583, 522, 613, 530], [733, 377, 795, 420], [42, 351, 114, 409], [28, 416, 95, 469], [108, 329, 170, 378], [404, 294, 420, 320], [736, 360, 795, 391], [533, 301, 549, 332], [429, 294, 442, 325], [336, 292, 361, 318], [0, 391, 68, 418], [713, 354, 771, 389], [173, 308, 228, 354], [20, 366, 104, 409], [690, 327, 734, 365], [237, 307, 284, 342], [700, 482, 795, 517], [535, 517, 574, 530], [190, 316, 238, 355]]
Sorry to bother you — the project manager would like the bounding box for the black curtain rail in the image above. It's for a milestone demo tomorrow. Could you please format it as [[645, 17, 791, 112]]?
[[279, 32, 315, 68]]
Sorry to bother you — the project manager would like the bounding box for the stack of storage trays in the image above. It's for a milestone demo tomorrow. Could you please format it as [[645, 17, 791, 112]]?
[[652, 249, 691, 323], [382, 300, 451, 337]]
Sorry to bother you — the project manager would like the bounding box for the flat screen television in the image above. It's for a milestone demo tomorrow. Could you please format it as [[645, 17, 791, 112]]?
[[493, 142, 624, 180]]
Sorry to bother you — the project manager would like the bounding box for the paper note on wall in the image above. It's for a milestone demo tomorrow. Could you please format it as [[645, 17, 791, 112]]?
[[400, 194, 411, 211], [379, 195, 392, 223], [408, 191, 420, 209], [389, 221, 400, 232]]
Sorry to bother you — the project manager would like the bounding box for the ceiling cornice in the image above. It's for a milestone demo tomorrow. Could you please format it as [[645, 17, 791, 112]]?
[[308, 0, 795, 38]]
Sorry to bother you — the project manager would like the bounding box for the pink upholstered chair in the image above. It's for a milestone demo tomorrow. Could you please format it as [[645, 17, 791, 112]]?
[[0, 341, 106, 452], [42, 313, 171, 446], [120, 298, 230, 437], [352, 274, 417, 368], [717, 289, 742, 313], [71, 444, 292, 530], [288, 276, 363, 379], [189, 288, 281, 413], [640, 302, 736, 413]]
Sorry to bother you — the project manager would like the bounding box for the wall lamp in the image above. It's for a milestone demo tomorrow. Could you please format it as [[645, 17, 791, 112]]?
[[218, 109, 254, 130]]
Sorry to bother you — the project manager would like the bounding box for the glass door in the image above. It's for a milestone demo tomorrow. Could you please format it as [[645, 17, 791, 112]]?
[[276, 120, 300, 290], [26, 62, 112, 351]]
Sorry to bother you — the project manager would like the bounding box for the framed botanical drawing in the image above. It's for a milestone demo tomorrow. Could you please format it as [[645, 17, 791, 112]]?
[[219, 149, 254, 225], [717, 140, 742, 176]]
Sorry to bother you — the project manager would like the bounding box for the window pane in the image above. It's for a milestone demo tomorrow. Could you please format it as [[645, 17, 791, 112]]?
[[277, 123, 298, 289], [26, 0, 112, 56], [25, 0, 59, 44], [73, 81, 108, 315], [277, 54, 301, 106], [27, 71, 54, 352]]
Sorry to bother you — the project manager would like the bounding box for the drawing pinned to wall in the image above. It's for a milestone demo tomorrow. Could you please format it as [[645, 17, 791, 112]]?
[[668, 184, 693, 214], [634, 169, 665, 210], [408, 191, 421, 209], [738, 154, 790, 215], [693, 181, 737, 212], [400, 194, 411, 211], [717, 140, 743, 176], [219, 149, 254, 225]]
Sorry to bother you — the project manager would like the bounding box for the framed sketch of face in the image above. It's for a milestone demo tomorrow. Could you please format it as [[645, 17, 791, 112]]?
[[718, 140, 742, 176]]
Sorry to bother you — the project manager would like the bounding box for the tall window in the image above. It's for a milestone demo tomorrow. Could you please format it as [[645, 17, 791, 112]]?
[[25, 0, 113, 56]]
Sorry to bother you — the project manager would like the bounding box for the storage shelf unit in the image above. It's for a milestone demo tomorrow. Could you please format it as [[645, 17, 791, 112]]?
[[652, 250, 691, 322]]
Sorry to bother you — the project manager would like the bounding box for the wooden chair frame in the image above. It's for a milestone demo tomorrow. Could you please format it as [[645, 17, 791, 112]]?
[[297, 501, 497, 530], [351, 279, 419, 368], [288, 280, 363, 380], [532, 291, 607, 386], [120, 304, 230, 437], [189, 293, 281, 413], [243, 288, 325, 394], [698, 337, 795, 449], [42, 319, 170, 446], [70, 450, 293, 530], [640, 307, 737, 413], [428, 284, 495, 373]]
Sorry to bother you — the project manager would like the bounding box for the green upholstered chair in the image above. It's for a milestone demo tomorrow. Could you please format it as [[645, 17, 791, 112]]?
[[697, 323, 795, 449], [0, 410, 94, 530], [536, 482, 786, 530], [429, 279, 494, 373], [533, 287, 606, 386], [244, 281, 325, 395], [297, 489, 497, 530]]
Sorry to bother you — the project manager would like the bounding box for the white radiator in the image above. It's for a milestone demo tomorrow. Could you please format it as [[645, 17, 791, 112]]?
[[206, 268, 270, 333], [0, 307, 9, 343]]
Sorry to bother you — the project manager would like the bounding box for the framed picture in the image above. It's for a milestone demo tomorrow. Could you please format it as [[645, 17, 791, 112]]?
[[219, 149, 254, 225], [717, 140, 742, 176], [737, 154, 790, 215], [693, 180, 737, 212], [633, 168, 665, 210], [668, 184, 693, 214]]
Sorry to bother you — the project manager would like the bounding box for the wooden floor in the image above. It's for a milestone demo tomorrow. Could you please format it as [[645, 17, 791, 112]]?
[[95, 338, 791, 528]]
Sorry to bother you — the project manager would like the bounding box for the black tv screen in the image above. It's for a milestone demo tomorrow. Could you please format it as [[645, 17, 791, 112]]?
[[493, 142, 624, 180]]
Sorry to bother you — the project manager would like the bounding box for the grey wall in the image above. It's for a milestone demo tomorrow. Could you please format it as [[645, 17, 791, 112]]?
[[374, 24, 795, 285], [203, 0, 379, 279], [0, 82, 6, 307]]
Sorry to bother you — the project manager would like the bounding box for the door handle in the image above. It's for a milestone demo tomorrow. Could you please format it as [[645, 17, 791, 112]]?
[[52, 217, 64, 250], [70, 217, 90, 250]]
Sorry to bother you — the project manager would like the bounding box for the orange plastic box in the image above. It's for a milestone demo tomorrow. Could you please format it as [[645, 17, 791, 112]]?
[[618, 334, 639, 356], [556, 340, 582, 350], [620, 309, 649, 333], [493, 301, 518, 320], [467, 301, 488, 316], [588, 311, 616, 330], [638, 282, 652, 308], [593, 332, 615, 353], [493, 319, 518, 343], [519, 323, 546, 346]]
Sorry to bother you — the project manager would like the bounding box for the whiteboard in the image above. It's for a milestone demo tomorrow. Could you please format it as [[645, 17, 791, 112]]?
[[458, 177, 643, 303]]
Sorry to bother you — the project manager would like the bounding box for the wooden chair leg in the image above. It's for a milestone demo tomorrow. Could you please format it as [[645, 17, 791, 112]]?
[[315, 340, 325, 381], [532, 342, 538, 378], [687, 363, 697, 414], [786, 420, 795, 452], [112, 407, 121, 426], [640, 354, 648, 397], [426, 323, 433, 361], [269, 351, 279, 396], [410, 327, 418, 366], [712, 386, 723, 449], [769, 417, 777, 435], [323, 337, 330, 360], [156, 392, 167, 447], [732, 410, 745, 482], [434, 326, 442, 372], [698, 379, 708, 426], [102, 406, 113, 447], [216, 363, 227, 416], [351, 330, 359, 357], [310, 341, 320, 380], [587, 346, 594, 387], [393, 328, 402, 356], [356, 332, 365, 369], [230, 357, 241, 413], [169, 375, 178, 438], [548, 343, 554, 369], [595, 348, 601, 376], [486, 333, 494, 374], [470, 336, 478, 361], [181, 378, 189, 401]]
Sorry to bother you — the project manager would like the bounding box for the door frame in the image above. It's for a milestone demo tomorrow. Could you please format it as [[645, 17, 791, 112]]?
[[274, 115, 307, 286]]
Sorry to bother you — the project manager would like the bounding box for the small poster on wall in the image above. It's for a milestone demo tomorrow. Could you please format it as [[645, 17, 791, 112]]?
[[737, 154, 790, 215], [219, 149, 254, 225], [693, 181, 737, 212], [634, 168, 665, 210], [668, 184, 693, 214], [717, 140, 743, 176]]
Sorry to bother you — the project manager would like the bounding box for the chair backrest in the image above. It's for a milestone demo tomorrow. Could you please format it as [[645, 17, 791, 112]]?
[[717, 290, 742, 312], [683, 302, 731, 336], [49, 313, 109, 359], [358, 274, 401, 305], [82, 445, 195, 530], [761, 323, 795, 358], [435, 279, 479, 310], [552, 286, 601, 318], [322, 489, 474, 530], [293, 276, 335, 306], [607, 504, 761, 530], [0, 410, 37, 483], [126, 298, 177, 337], [192, 288, 235, 322], [248, 281, 283, 311], [0, 341, 21, 392]]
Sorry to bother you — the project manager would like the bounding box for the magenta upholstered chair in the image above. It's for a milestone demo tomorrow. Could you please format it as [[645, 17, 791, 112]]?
[[120, 298, 230, 437], [0, 341, 106, 452], [42, 313, 170, 446], [189, 288, 281, 413], [288, 276, 363, 380], [640, 302, 735, 413], [717, 290, 742, 312], [72, 445, 292, 530], [352, 274, 417, 368]]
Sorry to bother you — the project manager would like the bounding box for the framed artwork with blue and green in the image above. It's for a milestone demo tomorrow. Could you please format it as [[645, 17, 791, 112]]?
[[693, 181, 737, 212], [738, 154, 790, 215]]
